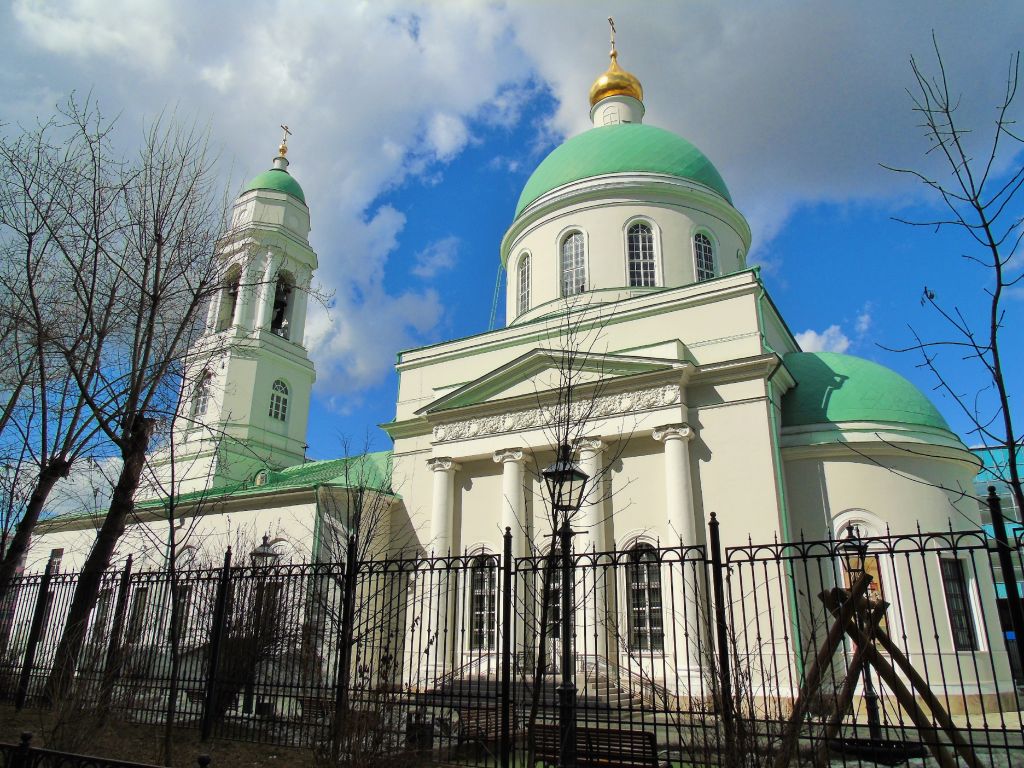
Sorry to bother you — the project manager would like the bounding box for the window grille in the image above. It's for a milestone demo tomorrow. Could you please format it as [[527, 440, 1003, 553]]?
[[561, 233, 586, 296], [469, 556, 497, 650], [694, 232, 715, 282], [269, 380, 289, 422], [626, 544, 664, 651], [627, 223, 656, 287], [940, 558, 978, 651], [517, 255, 531, 315]]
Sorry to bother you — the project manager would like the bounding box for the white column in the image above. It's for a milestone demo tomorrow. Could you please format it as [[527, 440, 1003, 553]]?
[[235, 258, 258, 331], [254, 252, 281, 330], [652, 423, 697, 544], [493, 448, 526, 667], [577, 439, 605, 552], [426, 456, 460, 681], [492, 448, 525, 552], [289, 283, 309, 345], [577, 438, 609, 669], [653, 423, 701, 686], [427, 457, 460, 555]]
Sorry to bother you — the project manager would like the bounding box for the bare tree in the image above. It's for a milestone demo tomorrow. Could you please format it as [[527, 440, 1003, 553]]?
[[43, 109, 229, 701], [0, 100, 122, 606], [883, 36, 1023, 515]]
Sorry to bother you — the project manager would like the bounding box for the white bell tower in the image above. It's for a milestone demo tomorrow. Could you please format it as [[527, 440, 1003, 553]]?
[[146, 131, 318, 497]]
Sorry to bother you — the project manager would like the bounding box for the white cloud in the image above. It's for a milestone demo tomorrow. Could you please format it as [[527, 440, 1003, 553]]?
[[426, 113, 470, 161], [796, 325, 851, 354], [6, 0, 1021, 398], [856, 309, 872, 335], [412, 236, 459, 279], [199, 62, 234, 93], [12, 0, 179, 71]]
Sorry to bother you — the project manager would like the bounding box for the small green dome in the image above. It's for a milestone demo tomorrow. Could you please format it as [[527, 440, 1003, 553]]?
[[244, 168, 305, 204], [515, 124, 731, 218], [782, 352, 950, 431]]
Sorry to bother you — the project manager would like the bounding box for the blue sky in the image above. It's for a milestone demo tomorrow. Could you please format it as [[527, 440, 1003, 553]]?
[[2, 1, 1021, 463]]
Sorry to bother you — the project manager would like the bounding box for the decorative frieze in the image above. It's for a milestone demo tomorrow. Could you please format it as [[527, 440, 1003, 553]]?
[[431, 383, 681, 443]]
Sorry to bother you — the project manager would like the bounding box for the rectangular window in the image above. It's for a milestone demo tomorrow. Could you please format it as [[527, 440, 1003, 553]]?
[[125, 587, 149, 645], [469, 562, 496, 650], [940, 558, 978, 651]]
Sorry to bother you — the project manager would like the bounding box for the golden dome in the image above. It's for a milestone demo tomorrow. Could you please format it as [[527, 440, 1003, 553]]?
[[588, 49, 644, 108]]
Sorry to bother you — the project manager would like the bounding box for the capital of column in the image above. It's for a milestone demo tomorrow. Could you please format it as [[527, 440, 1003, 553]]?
[[427, 456, 460, 473], [653, 423, 695, 443], [578, 437, 604, 457], [492, 448, 524, 465]]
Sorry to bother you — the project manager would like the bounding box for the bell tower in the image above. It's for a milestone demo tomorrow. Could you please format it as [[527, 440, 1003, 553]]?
[[146, 132, 318, 497]]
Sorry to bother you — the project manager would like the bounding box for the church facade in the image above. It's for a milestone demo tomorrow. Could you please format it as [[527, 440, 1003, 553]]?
[[27, 44, 1012, 701]]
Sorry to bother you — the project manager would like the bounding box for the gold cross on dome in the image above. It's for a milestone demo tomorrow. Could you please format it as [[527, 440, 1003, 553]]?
[[278, 124, 292, 156], [608, 17, 616, 52]]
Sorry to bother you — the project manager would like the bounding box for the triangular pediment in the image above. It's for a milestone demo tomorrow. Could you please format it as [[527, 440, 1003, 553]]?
[[416, 348, 687, 415]]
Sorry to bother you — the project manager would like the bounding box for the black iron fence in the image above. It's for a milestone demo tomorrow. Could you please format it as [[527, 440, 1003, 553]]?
[[0, 515, 1021, 768]]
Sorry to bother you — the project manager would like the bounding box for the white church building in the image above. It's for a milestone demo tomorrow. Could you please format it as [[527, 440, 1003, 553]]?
[[27, 41, 1012, 706]]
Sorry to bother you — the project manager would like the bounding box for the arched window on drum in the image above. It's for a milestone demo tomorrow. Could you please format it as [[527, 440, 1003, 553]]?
[[627, 222, 656, 287]]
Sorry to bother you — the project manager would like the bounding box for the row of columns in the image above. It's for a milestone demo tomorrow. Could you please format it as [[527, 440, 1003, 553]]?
[[206, 252, 309, 345], [423, 423, 697, 675]]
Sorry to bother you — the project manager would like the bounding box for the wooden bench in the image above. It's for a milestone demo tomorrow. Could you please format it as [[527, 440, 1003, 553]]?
[[533, 723, 668, 768], [457, 706, 502, 744]]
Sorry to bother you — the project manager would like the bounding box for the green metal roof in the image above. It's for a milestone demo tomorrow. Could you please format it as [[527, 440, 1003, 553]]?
[[781, 352, 951, 431], [43, 452, 396, 525], [515, 124, 731, 218], [244, 168, 306, 204]]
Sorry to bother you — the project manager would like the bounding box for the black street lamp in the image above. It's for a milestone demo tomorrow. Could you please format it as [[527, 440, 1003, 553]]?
[[243, 535, 281, 715], [839, 526, 883, 742], [541, 444, 589, 768]]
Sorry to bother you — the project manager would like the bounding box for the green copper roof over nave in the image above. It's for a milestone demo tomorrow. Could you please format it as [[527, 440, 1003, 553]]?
[[782, 352, 951, 432], [515, 124, 732, 218]]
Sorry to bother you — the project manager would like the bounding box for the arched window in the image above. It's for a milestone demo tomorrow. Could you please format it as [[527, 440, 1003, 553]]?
[[215, 265, 241, 332], [191, 374, 212, 418], [517, 254, 531, 316], [694, 232, 715, 282], [627, 223, 656, 287], [269, 380, 289, 422], [626, 543, 664, 651], [469, 555, 497, 650], [560, 232, 586, 297]]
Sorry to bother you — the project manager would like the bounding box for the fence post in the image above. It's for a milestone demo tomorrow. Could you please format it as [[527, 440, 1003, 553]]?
[[331, 532, 359, 760], [708, 513, 735, 754], [987, 486, 1024, 678], [201, 547, 232, 741], [16, 554, 57, 710], [99, 555, 133, 713], [500, 526, 513, 768], [14, 732, 31, 768], [557, 519, 578, 768]]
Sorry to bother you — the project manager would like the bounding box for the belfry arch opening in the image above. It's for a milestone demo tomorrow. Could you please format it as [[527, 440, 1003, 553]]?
[[271, 271, 295, 338], [215, 264, 242, 332]]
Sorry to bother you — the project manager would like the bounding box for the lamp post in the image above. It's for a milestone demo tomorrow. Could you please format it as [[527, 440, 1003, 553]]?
[[541, 444, 589, 768], [244, 535, 280, 715], [839, 526, 883, 742]]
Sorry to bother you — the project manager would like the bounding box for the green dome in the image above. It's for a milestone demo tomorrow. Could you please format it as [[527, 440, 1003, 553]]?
[[782, 352, 950, 431], [515, 124, 731, 218], [244, 168, 306, 204]]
